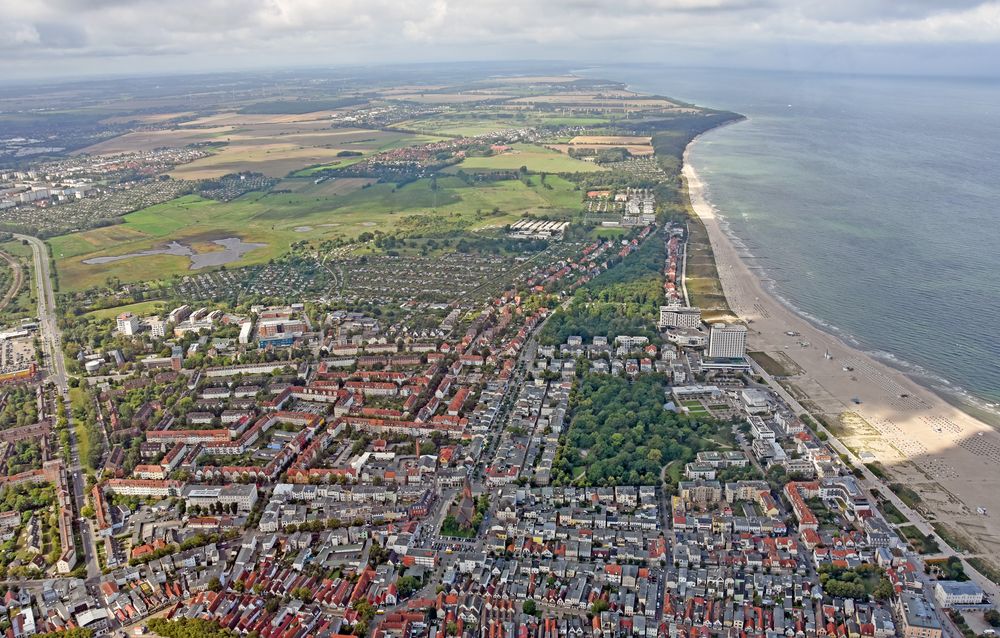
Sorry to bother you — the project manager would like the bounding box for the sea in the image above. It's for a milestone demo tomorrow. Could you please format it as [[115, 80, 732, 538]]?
[[581, 65, 1000, 420]]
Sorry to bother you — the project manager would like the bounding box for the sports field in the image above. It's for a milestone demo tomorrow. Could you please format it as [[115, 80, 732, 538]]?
[[50, 175, 583, 290]]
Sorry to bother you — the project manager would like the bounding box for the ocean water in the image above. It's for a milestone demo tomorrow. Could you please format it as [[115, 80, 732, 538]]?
[[583, 66, 1000, 412]]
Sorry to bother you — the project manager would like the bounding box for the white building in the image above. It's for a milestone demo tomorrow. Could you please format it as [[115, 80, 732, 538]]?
[[238, 321, 254, 344], [707, 323, 747, 358], [614, 335, 649, 350], [659, 305, 702, 329], [116, 312, 140, 336], [934, 581, 984, 608], [182, 484, 259, 512], [146, 316, 166, 338]]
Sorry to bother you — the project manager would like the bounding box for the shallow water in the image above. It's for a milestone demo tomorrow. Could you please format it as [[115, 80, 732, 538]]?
[[83, 237, 266, 270]]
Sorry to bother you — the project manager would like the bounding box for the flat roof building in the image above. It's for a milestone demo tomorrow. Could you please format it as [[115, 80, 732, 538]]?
[[895, 591, 943, 638], [708, 323, 747, 359], [934, 580, 985, 608]]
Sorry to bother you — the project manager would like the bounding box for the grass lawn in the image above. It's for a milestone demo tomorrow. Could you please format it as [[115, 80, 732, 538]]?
[[69, 387, 91, 472], [878, 499, 908, 525], [932, 522, 979, 554], [899, 525, 940, 554], [85, 300, 168, 321], [291, 156, 367, 177], [452, 143, 605, 173], [968, 558, 1000, 586], [51, 175, 583, 290], [749, 351, 795, 377], [889, 483, 923, 510], [590, 227, 625, 239], [664, 460, 683, 485]]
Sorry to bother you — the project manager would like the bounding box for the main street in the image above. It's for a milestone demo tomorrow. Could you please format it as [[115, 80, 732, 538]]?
[[15, 233, 102, 581]]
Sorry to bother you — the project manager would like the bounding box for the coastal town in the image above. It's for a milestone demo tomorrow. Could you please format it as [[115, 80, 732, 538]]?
[[0, 68, 996, 638]]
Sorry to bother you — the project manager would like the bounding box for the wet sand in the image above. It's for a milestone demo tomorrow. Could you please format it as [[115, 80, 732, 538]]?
[[683, 137, 1000, 562]]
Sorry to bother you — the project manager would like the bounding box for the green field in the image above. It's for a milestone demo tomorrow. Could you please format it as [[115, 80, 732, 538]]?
[[85, 300, 168, 321], [51, 175, 584, 290], [69, 387, 91, 472], [292, 156, 367, 177], [451, 143, 604, 173], [899, 525, 940, 554], [395, 112, 615, 138], [590, 227, 626, 239], [932, 522, 979, 554], [0, 239, 35, 324]]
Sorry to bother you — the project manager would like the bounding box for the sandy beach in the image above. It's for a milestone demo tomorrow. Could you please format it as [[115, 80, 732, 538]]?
[[682, 137, 1000, 568]]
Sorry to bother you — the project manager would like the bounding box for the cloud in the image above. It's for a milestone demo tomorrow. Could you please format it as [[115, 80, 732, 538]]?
[[1, 0, 999, 75]]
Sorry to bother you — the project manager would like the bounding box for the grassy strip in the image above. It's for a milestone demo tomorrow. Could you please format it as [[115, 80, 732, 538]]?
[[866, 462, 889, 481], [898, 525, 940, 554], [878, 498, 908, 525], [749, 351, 793, 377], [683, 210, 733, 320], [932, 522, 979, 555], [968, 557, 1000, 586], [69, 386, 91, 471], [889, 483, 922, 510]]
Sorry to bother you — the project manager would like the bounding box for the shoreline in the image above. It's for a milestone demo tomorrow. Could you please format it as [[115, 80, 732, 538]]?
[[681, 130, 1000, 561]]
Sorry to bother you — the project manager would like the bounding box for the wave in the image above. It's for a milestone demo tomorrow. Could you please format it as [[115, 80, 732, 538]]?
[[689, 144, 1000, 423]]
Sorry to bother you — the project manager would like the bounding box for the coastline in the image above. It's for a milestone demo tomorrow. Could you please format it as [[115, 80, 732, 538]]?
[[681, 131, 1000, 563]]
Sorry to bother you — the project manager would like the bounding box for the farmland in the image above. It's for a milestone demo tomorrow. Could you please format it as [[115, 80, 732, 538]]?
[[450, 143, 605, 173]]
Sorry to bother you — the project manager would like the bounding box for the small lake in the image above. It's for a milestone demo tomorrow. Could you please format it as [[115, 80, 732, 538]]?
[[82, 237, 266, 270]]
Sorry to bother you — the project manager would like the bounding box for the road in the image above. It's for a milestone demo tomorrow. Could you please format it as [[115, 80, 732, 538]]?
[[15, 233, 102, 580]]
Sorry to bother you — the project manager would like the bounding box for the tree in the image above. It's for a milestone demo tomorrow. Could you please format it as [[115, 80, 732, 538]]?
[[985, 609, 1000, 627], [522, 600, 538, 616], [207, 576, 222, 592], [873, 578, 894, 601]]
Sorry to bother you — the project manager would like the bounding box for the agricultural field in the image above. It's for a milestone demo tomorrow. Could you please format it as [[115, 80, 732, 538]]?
[[170, 128, 438, 179], [450, 143, 605, 173], [80, 115, 438, 180], [394, 111, 614, 137], [49, 174, 584, 291]]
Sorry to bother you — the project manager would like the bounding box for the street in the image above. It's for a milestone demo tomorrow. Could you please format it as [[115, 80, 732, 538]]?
[[15, 233, 102, 580]]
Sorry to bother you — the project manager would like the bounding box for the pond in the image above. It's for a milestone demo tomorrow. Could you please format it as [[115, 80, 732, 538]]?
[[82, 237, 267, 270]]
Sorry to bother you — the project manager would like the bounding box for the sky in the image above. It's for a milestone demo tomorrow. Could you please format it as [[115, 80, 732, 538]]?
[[2, 0, 1000, 80]]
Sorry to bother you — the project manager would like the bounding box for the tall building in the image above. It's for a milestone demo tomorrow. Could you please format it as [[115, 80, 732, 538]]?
[[116, 312, 140, 336], [659, 305, 702, 329], [707, 323, 747, 358], [146, 317, 165, 338]]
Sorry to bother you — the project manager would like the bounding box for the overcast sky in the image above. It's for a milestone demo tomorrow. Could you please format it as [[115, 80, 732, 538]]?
[[3, 0, 1000, 80]]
